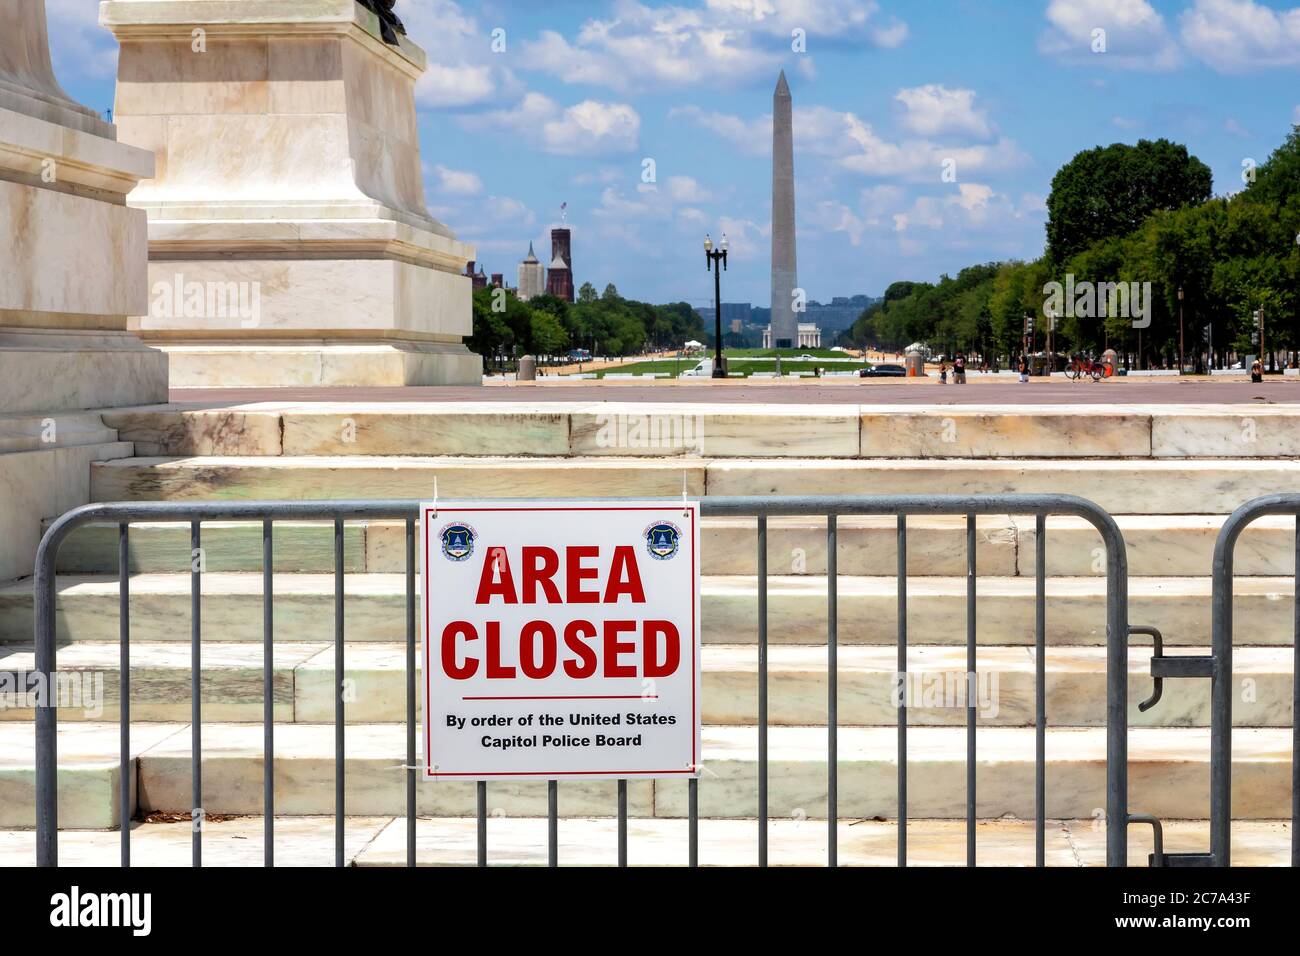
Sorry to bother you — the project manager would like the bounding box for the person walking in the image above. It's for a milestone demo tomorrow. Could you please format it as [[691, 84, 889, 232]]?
[[1017, 354, 1030, 383], [954, 352, 967, 385], [1251, 358, 1263, 384], [939, 361, 949, 385]]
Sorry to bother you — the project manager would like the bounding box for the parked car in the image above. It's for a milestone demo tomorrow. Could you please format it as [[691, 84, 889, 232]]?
[[860, 364, 907, 378]]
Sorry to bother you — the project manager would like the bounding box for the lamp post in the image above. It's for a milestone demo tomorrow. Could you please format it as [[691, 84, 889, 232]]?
[[704, 233, 729, 379], [1178, 286, 1185, 375]]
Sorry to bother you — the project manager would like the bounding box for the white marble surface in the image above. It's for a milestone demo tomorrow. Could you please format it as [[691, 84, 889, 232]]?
[[103, 0, 479, 386], [5, 571, 1300, 648], [282, 408, 569, 456], [89, 455, 709, 502], [0, 440, 134, 583], [861, 409, 1152, 458], [103, 408, 283, 456], [706, 457, 1300, 515], [135, 722, 656, 817], [1152, 410, 1300, 457]]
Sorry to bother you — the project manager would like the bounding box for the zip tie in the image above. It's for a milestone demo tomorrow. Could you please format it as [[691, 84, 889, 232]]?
[[682, 471, 690, 517], [431, 475, 438, 519]]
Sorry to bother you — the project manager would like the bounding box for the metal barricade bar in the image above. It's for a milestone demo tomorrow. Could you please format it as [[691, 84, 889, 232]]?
[[32, 493, 1131, 869], [1209, 493, 1300, 868]]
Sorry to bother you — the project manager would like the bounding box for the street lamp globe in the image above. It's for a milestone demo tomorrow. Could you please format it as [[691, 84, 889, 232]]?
[[703, 234, 713, 253], [721, 234, 729, 252]]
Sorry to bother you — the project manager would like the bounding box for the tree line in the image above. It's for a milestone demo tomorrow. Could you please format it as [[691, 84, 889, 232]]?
[[469, 281, 704, 365], [842, 130, 1300, 370]]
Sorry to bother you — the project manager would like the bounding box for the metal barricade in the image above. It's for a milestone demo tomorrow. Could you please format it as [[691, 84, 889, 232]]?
[[32, 493, 1133, 867], [1207, 494, 1300, 868]]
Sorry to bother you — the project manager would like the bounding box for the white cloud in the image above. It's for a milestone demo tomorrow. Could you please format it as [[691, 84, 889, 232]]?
[[1039, 0, 1181, 70], [1224, 117, 1253, 138], [484, 196, 537, 228], [464, 93, 641, 156], [674, 101, 1025, 181], [44, 0, 119, 81], [400, 0, 519, 108], [665, 175, 711, 203], [705, 0, 909, 45], [430, 164, 483, 195], [891, 183, 1034, 236], [895, 85, 993, 140], [520, 0, 906, 92], [669, 106, 772, 156], [1180, 0, 1300, 72]]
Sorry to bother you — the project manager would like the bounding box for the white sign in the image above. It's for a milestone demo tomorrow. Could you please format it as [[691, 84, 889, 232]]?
[[420, 500, 702, 781]]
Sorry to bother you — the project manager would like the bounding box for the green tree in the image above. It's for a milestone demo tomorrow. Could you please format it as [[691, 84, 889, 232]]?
[[577, 282, 598, 304], [1046, 139, 1212, 264]]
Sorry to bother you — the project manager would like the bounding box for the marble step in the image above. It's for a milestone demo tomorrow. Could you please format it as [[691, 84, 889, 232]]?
[[3, 572, 1296, 647], [1, 815, 1291, 867], [101, 402, 1300, 459], [0, 722, 185, 828], [3, 642, 1291, 728], [48, 514, 1300, 578], [0, 411, 120, 454], [89, 455, 1300, 515], [359, 817, 1292, 868], [3, 723, 1290, 825]]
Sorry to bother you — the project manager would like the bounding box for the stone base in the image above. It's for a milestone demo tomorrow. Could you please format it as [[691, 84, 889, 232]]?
[[0, 329, 168, 414], [0, 427, 134, 582], [159, 341, 482, 388]]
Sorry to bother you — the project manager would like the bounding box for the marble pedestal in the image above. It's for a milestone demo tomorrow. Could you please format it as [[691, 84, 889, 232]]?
[[0, 0, 169, 580], [102, 0, 482, 387]]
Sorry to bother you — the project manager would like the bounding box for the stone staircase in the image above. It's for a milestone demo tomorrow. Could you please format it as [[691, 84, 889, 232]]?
[[0, 402, 1296, 865]]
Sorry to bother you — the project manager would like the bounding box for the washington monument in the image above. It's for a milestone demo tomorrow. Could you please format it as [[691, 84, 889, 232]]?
[[770, 70, 798, 350]]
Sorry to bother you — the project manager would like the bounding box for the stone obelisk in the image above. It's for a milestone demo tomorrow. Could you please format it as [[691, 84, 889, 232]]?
[[770, 71, 798, 350]]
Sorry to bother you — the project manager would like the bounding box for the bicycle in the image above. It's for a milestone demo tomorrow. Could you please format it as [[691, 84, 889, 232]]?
[[1066, 357, 1107, 382]]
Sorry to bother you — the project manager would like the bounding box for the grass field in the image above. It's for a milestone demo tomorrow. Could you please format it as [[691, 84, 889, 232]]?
[[568, 354, 871, 379]]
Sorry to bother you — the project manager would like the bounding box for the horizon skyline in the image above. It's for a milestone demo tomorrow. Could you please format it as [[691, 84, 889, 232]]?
[[44, 0, 1300, 306]]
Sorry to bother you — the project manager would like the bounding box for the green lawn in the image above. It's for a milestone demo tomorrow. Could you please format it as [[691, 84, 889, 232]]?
[[566, 356, 870, 379]]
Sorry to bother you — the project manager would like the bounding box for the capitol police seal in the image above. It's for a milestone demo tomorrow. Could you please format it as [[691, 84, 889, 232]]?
[[440, 522, 476, 562], [644, 520, 681, 561]]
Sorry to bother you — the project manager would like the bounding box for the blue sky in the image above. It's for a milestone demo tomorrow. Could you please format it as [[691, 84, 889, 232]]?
[[46, 0, 1300, 310]]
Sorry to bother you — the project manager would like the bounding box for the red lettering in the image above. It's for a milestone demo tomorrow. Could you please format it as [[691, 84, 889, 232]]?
[[441, 621, 478, 680], [485, 621, 515, 678], [643, 620, 680, 678], [604, 546, 647, 604], [566, 546, 601, 603], [562, 620, 598, 678], [603, 620, 638, 678], [475, 547, 517, 604], [519, 621, 557, 679], [521, 547, 562, 604]]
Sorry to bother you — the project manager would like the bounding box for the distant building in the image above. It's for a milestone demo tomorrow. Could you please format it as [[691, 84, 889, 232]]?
[[464, 260, 488, 291], [763, 323, 821, 349], [804, 295, 878, 333], [517, 242, 544, 301], [491, 273, 504, 289], [698, 302, 751, 329], [545, 227, 574, 302]]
